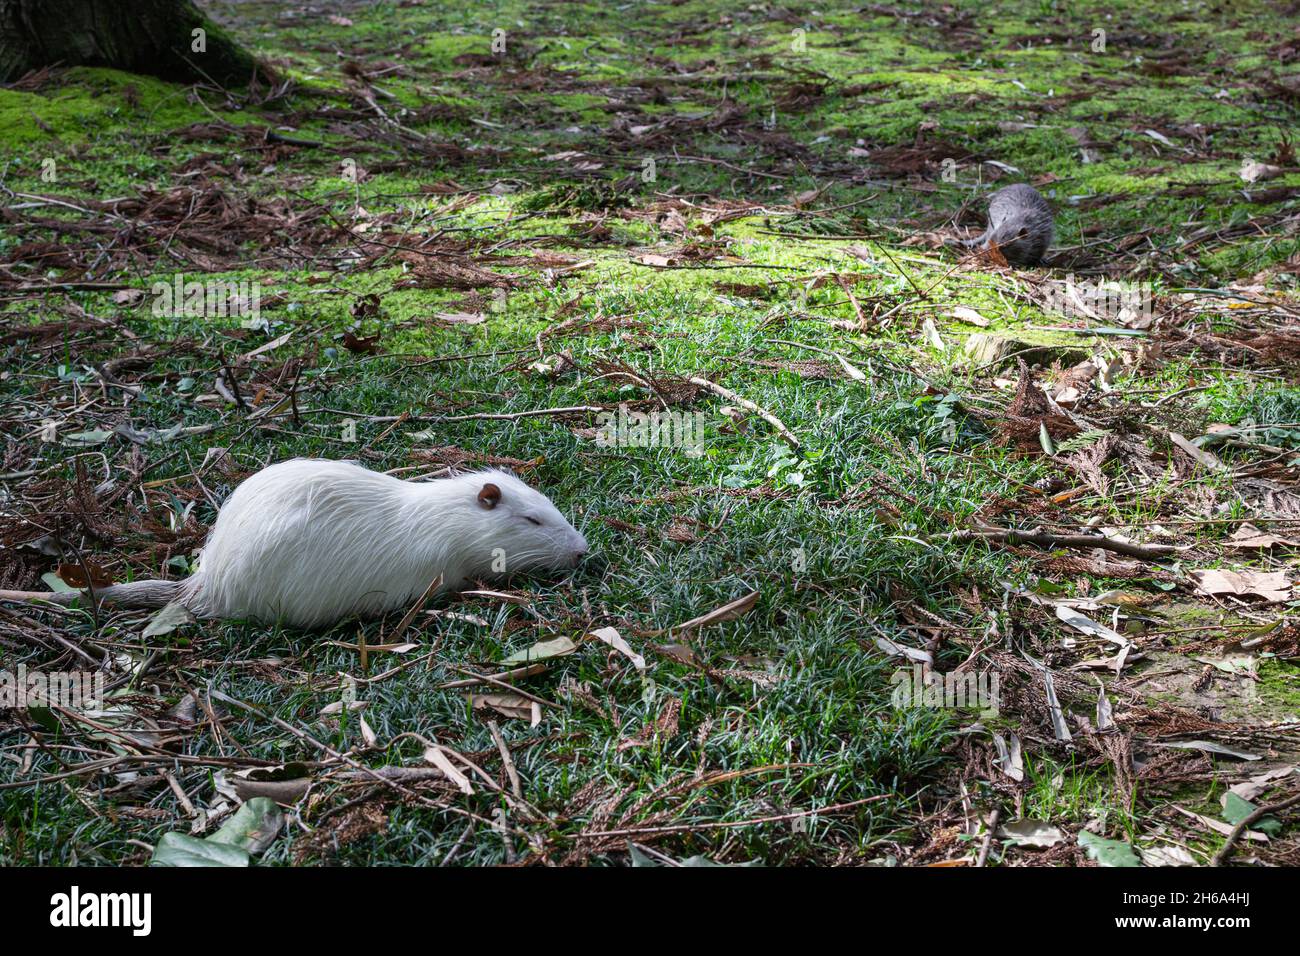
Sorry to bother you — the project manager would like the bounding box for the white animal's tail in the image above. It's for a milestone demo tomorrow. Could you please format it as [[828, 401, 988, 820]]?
[[0, 579, 186, 610]]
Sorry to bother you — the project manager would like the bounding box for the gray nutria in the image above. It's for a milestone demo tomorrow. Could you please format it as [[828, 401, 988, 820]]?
[[961, 183, 1054, 265]]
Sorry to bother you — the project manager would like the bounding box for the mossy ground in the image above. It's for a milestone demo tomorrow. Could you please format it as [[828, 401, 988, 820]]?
[[0, 0, 1297, 866]]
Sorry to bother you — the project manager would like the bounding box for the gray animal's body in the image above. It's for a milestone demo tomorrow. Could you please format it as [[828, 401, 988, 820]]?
[[963, 183, 1054, 265]]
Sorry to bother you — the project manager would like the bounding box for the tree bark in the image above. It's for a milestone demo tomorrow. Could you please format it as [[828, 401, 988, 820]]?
[[0, 0, 266, 86]]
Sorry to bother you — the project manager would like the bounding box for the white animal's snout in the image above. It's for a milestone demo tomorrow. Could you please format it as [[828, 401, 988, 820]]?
[[568, 532, 590, 567]]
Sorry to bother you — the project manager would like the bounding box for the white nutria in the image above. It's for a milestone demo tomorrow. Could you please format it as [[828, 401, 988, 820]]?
[[960, 183, 1055, 265], [0, 459, 589, 629]]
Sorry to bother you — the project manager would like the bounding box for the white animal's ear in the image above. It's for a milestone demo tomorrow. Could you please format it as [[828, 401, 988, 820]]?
[[477, 482, 502, 510]]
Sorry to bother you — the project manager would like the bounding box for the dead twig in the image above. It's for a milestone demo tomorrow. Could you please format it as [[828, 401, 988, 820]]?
[[1210, 790, 1300, 866], [577, 794, 888, 840], [689, 376, 800, 450], [948, 527, 1178, 561], [431, 405, 604, 423], [976, 808, 1000, 867], [488, 720, 523, 802], [207, 687, 525, 836]]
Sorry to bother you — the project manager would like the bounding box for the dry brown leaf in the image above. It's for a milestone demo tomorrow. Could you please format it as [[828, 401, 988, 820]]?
[[635, 253, 676, 268], [1240, 160, 1284, 183], [460, 589, 531, 605], [660, 590, 760, 636], [1226, 523, 1300, 550], [589, 626, 645, 671], [1191, 568, 1292, 602], [470, 692, 541, 727], [1169, 432, 1225, 472], [113, 288, 146, 306], [423, 746, 474, 794], [949, 306, 989, 327], [433, 311, 487, 325], [56, 561, 114, 589]]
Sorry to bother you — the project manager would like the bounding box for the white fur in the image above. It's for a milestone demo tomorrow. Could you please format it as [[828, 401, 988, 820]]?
[[175, 459, 587, 628]]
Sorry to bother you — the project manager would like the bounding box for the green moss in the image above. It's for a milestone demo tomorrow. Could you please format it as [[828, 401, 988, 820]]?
[[0, 68, 223, 147], [1256, 659, 1300, 716]]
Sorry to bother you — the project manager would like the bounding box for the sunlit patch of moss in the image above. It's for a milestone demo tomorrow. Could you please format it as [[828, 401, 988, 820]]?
[[0, 68, 217, 147], [1256, 659, 1300, 715]]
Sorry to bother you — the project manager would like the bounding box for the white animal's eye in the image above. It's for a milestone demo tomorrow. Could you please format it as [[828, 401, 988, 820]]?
[[524, 516, 542, 526]]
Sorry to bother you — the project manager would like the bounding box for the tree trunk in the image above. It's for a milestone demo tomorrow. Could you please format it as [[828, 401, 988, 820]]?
[[0, 0, 265, 86]]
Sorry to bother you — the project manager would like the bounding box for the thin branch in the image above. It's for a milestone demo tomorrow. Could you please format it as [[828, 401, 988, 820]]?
[[947, 527, 1178, 561], [1211, 790, 1300, 866], [689, 376, 800, 450]]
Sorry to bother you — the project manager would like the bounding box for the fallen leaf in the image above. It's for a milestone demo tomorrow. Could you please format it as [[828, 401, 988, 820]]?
[[1078, 831, 1140, 867], [1024, 654, 1073, 741], [150, 831, 249, 867], [1169, 432, 1225, 471], [654, 643, 696, 664], [423, 746, 474, 794], [1139, 844, 1197, 867], [1096, 682, 1115, 731], [1143, 128, 1180, 150], [56, 561, 114, 589], [1155, 740, 1261, 761], [471, 692, 540, 726], [341, 331, 380, 354], [1191, 568, 1292, 602], [225, 765, 312, 805], [998, 819, 1065, 848], [829, 352, 867, 381], [993, 731, 1024, 782], [1038, 421, 1056, 456], [41, 572, 77, 593], [501, 635, 579, 665], [113, 288, 146, 306], [921, 317, 946, 350], [150, 797, 283, 866], [142, 601, 196, 639], [949, 306, 989, 327], [589, 626, 645, 671], [1173, 805, 1268, 841], [1226, 766, 1297, 805], [874, 635, 933, 665], [210, 797, 283, 855], [359, 714, 378, 748], [664, 590, 760, 635], [1222, 792, 1283, 836], [1055, 605, 1132, 649], [62, 430, 113, 446], [1192, 654, 1256, 676], [318, 700, 367, 716], [1240, 160, 1283, 183], [460, 589, 532, 605], [627, 843, 763, 867], [433, 311, 487, 325], [1226, 524, 1299, 550]]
